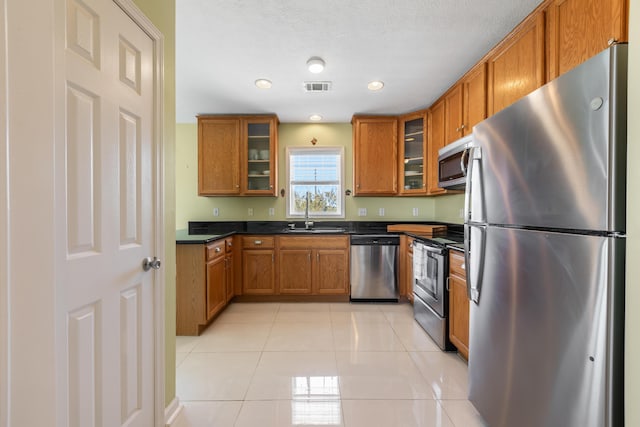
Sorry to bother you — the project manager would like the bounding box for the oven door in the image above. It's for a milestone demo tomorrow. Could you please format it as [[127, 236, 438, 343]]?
[[413, 242, 446, 317]]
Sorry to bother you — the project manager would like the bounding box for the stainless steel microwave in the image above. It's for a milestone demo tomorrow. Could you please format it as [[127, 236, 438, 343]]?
[[437, 135, 473, 190]]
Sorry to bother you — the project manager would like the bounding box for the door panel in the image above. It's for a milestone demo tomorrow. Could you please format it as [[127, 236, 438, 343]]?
[[60, 0, 155, 425], [468, 226, 624, 427], [473, 46, 626, 232]]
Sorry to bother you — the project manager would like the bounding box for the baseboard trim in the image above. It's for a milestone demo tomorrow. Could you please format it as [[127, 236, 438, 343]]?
[[164, 397, 184, 427]]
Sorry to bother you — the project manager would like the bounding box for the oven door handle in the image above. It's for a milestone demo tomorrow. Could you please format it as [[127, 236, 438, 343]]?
[[414, 242, 445, 255]]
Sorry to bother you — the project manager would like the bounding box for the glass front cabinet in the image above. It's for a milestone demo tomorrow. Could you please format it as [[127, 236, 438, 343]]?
[[399, 111, 427, 195], [243, 116, 278, 196]]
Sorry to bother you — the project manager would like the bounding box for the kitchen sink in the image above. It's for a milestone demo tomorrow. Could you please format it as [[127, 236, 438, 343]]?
[[283, 227, 346, 234]]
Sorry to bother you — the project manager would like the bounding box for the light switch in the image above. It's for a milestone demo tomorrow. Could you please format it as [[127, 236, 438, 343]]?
[[412, 207, 419, 217], [378, 208, 385, 216], [213, 208, 219, 217], [268, 207, 275, 216], [248, 208, 253, 216], [358, 208, 367, 216]]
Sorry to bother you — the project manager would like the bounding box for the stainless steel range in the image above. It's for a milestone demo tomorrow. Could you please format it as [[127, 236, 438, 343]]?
[[412, 238, 457, 351]]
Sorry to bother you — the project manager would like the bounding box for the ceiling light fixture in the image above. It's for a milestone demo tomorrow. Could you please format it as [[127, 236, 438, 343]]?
[[309, 114, 323, 121], [255, 79, 272, 89], [367, 80, 384, 91], [307, 57, 325, 73]]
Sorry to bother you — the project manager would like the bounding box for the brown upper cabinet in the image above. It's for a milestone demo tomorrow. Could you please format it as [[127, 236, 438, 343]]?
[[352, 115, 398, 196], [487, 11, 546, 116], [398, 111, 427, 195], [444, 84, 464, 144], [546, 0, 629, 80], [462, 62, 488, 136], [198, 115, 278, 196], [426, 99, 446, 196]]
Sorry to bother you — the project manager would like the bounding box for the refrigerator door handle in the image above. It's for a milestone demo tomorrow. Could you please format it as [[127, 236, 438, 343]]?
[[465, 224, 486, 304], [463, 146, 482, 222]]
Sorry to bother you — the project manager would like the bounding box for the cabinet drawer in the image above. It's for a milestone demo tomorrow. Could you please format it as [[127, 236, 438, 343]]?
[[449, 251, 466, 278], [278, 235, 348, 249], [242, 236, 275, 249], [206, 240, 226, 261]]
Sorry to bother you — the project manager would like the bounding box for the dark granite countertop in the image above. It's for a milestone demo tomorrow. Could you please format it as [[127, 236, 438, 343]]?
[[177, 221, 465, 243], [175, 229, 235, 244]]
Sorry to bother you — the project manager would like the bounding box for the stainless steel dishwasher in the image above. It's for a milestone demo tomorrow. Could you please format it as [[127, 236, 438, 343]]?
[[350, 234, 400, 302]]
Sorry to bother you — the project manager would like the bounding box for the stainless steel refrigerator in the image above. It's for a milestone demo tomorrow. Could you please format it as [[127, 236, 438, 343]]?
[[465, 44, 627, 427]]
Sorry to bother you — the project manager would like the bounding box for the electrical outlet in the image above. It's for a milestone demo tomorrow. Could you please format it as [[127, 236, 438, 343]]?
[[358, 208, 367, 216], [268, 207, 275, 216], [459, 208, 464, 218], [248, 208, 253, 216], [378, 208, 385, 217], [412, 207, 419, 217], [213, 208, 219, 217]]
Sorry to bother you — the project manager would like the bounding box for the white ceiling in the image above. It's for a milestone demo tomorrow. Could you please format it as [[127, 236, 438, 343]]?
[[176, 0, 543, 123]]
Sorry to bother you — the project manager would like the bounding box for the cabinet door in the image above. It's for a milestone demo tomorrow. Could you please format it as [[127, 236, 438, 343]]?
[[313, 249, 349, 295], [399, 112, 427, 194], [462, 62, 487, 136], [449, 274, 469, 359], [198, 118, 241, 195], [242, 249, 276, 294], [206, 255, 226, 320], [444, 84, 464, 144], [427, 100, 447, 195], [353, 116, 398, 195], [406, 247, 414, 304], [279, 249, 312, 294], [546, 0, 628, 80], [487, 11, 545, 115], [225, 253, 234, 303], [244, 116, 278, 196]]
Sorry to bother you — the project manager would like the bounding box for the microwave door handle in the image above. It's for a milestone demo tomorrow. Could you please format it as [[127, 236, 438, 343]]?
[[460, 147, 470, 177]]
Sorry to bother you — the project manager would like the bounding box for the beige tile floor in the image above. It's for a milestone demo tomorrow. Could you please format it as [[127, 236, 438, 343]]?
[[175, 302, 488, 427]]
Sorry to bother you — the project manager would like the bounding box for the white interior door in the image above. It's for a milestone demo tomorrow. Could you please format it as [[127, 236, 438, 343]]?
[[57, 0, 157, 425]]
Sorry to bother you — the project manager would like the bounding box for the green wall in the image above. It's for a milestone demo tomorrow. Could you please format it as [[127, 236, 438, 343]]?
[[131, 0, 176, 408], [175, 122, 465, 228], [626, 0, 639, 423]]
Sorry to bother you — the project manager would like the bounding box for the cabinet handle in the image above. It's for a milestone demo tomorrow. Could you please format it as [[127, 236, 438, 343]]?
[[236, 184, 240, 188], [461, 263, 465, 270], [308, 253, 311, 261], [272, 254, 274, 263], [215, 247, 221, 253], [316, 252, 319, 263], [254, 240, 262, 245], [446, 277, 450, 292], [608, 38, 618, 46]]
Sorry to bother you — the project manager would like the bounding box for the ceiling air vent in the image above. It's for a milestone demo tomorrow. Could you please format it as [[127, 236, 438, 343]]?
[[304, 81, 332, 92]]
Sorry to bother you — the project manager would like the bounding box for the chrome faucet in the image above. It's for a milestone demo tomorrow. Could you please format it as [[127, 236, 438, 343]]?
[[304, 192, 314, 230]]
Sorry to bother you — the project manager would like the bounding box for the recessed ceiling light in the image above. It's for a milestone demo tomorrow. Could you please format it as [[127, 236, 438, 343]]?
[[255, 79, 272, 89], [309, 114, 323, 121], [367, 80, 384, 91], [307, 57, 325, 73]]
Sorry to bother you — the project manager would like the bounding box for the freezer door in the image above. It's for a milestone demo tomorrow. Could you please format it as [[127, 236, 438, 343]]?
[[468, 227, 624, 427], [471, 45, 627, 232]]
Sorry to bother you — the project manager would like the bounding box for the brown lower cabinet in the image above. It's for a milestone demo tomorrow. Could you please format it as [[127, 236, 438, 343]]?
[[176, 238, 233, 336], [241, 236, 276, 295], [240, 235, 350, 297], [275, 236, 349, 296], [399, 235, 415, 303], [448, 250, 469, 359]]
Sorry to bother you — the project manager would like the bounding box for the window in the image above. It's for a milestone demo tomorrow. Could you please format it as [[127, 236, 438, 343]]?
[[286, 146, 344, 218]]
